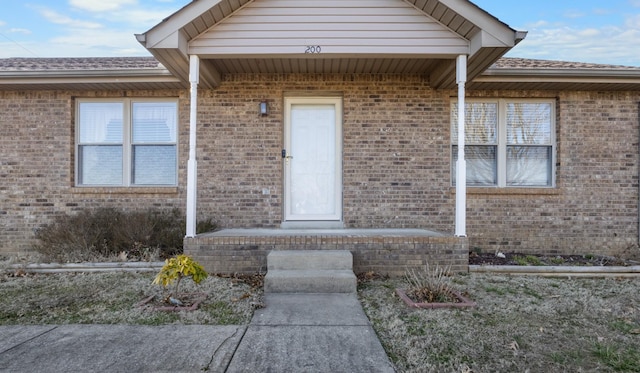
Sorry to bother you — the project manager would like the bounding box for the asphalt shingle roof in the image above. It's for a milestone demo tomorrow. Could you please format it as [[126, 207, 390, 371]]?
[[492, 57, 640, 71], [0, 57, 164, 71], [0, 56, 638, 73]]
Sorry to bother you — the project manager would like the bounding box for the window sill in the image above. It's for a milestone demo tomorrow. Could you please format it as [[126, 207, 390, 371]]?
[[71, 187, 179, 195], [449, 187, 561, 196]]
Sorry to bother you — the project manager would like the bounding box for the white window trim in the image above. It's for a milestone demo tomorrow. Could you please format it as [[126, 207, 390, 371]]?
[[452, 98, 556, 188], [75, 98, 179, 187]]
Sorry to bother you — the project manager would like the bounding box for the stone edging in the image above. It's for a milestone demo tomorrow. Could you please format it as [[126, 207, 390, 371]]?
[[470, 265, 640, 277], [7, 262, 165, 273]]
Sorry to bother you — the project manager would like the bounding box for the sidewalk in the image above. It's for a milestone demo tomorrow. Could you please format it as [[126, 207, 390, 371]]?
[[0, 294, 395, 372]]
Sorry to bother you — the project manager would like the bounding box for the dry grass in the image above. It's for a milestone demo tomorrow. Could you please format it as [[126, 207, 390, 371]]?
[[0, 271, 261, 325], [358, 273, 640, 373], [2, 268, 639, 372]]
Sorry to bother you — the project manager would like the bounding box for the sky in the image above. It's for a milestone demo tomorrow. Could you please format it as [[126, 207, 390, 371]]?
[[0, 0, 638, 66]]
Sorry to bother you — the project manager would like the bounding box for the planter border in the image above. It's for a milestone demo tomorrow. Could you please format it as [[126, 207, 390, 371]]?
[[469, 265, 640, 277], [396, 288, 476, 309]]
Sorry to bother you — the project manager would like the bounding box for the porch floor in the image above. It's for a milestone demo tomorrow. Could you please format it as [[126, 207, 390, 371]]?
[[198, 228, 447, 238], [185, 228, 468, 276]]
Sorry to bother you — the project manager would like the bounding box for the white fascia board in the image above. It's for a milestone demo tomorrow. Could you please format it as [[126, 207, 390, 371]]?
[[0, 75, 182, 87], [143, 0, 225, 48], [469, 30, 507, 56], [439, 0, 521, 46], [152, 30, 189, 58]]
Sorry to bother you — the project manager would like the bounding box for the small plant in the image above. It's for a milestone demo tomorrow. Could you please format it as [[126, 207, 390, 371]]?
[[404, 263, 456, 303], [593, 342, 640, 371], [549, 257, 565, 265], [513, 255, 543, 266], [153, 254, 208, 302]]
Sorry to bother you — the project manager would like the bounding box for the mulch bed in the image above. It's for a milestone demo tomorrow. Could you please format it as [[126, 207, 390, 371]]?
[[469, 251, 639, 266]]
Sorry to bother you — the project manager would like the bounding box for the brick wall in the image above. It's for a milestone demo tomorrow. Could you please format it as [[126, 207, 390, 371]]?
[[465, 90, 640, 257], [196, 74, 454, 233], [0, 90, 187, 257], [1, 77, 639, 259]]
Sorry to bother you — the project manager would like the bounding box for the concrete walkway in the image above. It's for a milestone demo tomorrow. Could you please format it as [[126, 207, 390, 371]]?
[[0, 294, 395, 372]]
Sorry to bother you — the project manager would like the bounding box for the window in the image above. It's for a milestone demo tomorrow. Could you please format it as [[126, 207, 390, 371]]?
[[76, 99, 178, 186], [452, 99, 555, 187]]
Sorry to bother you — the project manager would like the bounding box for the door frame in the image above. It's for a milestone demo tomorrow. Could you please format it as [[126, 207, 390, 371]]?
[[283, 96, 343, 225]]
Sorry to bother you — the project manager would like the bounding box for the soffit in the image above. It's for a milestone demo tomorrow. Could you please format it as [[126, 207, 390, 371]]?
[[138, 0, 524, 89]]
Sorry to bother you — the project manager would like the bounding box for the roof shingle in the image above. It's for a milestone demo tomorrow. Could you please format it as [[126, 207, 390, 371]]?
[[492, 57, 640, 71], [0, 57, 164, 71]]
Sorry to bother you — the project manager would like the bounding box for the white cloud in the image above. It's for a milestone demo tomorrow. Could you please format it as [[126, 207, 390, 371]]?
[[37, 7, 103, 29], [69, 0, 138, 12], [563, 10, 586, 19], [630, 0, 640, 7], [626, 14, 640, 28], [9, 28, 32, 35], [14, 27, 151, 57], [104, 9, 174, 27], [7, 1, 182, 58], [593, 8, 613, 16], [508, 23, 640, 66], [0, 21, 6, 27], [528, 20, 551, 28], [577, 28, 600, 37]]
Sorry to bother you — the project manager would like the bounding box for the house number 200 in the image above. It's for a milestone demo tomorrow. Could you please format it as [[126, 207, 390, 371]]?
[[305, 46, 321, 54]]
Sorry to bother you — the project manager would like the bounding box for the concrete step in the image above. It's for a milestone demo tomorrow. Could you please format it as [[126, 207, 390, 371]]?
[[265, 250, 357, 293], [267, 250, 353, 271], [264, 269, 357, 293]]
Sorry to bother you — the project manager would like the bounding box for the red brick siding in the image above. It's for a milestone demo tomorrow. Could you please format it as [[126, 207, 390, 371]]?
[[465, 90, 640, 256], [1, 78, 638, 259]]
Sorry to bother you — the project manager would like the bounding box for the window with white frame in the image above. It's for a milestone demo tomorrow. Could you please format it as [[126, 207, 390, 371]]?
[[452, 99, 555, 187], [76, 99, 178, 186]]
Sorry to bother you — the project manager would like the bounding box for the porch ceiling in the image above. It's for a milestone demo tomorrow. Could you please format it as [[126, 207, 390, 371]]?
[[137, 0, 525, 89]]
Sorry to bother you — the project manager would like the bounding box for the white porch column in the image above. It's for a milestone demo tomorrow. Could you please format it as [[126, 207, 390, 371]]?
[[186, 55, 200, 237], [455, 55, 467, 237]]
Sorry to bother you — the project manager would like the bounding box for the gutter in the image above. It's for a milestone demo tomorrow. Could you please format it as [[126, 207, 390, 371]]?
[[470, 265, 640, 278], [0, 68, 175, 78], [476, 68, 640, 85], [0, 68, 184, 89]]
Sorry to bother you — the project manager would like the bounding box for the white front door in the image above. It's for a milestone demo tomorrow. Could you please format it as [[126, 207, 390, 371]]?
[[284, 97, 342, 221]]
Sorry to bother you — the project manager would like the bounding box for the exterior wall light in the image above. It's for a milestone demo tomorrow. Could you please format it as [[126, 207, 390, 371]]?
[[260, 100, 268, 116]]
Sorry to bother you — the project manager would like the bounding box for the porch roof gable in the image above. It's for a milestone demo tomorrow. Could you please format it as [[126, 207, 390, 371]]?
[[136, 0, 525, 89]]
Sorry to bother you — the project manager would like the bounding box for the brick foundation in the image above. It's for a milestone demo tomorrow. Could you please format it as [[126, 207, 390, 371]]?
[[185, 229, 469, 276]]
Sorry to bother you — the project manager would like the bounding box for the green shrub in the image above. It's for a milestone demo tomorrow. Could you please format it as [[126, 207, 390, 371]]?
[[513, 255, 543, 266], [153, 254, 208, 298], [34, 208, 216, 262]]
